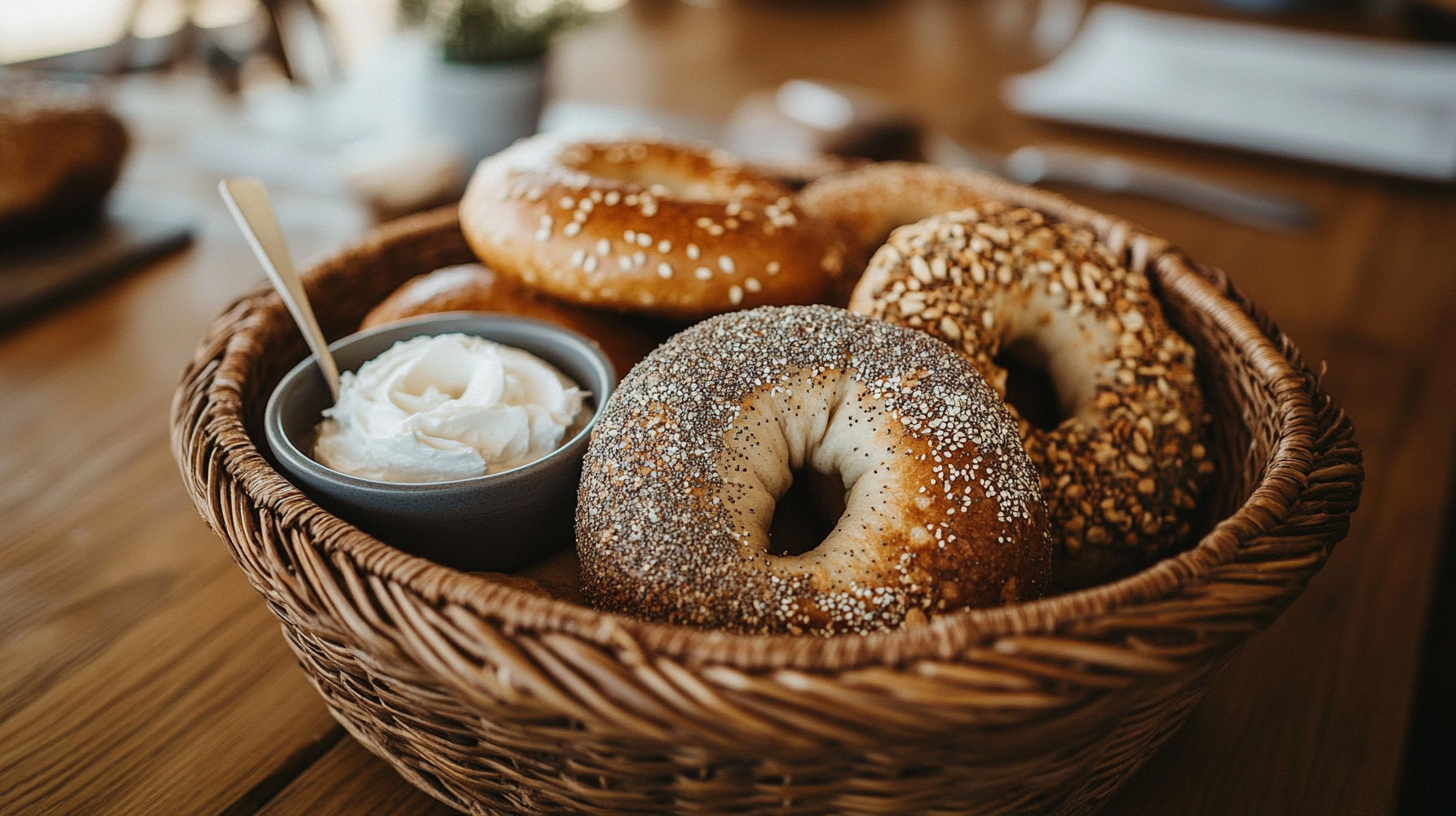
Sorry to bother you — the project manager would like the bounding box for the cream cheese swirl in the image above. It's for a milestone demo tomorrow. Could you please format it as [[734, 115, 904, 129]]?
[[314, 333, 588, 482]]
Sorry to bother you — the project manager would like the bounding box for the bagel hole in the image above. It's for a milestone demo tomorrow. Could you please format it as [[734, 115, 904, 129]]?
[[767, 468, 847, 557], [995, 339, 1065, 432]]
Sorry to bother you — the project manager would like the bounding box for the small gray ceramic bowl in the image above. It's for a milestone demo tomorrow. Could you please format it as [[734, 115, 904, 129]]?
[[264, 312, 616, 573]]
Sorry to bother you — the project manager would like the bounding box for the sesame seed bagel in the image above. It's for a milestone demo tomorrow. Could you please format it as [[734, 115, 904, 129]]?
[[849, 204, 1211, 587], [578, 305, 1050, 636], [459, 136, 847, 321]]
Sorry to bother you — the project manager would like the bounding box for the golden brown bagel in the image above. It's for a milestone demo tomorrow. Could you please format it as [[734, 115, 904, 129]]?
[[800, 162, 1001, 280], [362, 264, 664, 377], [578, 305, 1050, 635], [849, 203, 1210, 587], [459, 136, 847, 321]]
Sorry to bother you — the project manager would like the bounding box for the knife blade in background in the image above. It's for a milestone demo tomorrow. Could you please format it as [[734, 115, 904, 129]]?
[[923, 133, 1315, 231], [727, 79, 1315, 232]]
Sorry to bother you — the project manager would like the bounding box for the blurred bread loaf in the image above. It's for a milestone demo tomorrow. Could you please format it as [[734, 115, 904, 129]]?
[[0, 81, 129, 241]]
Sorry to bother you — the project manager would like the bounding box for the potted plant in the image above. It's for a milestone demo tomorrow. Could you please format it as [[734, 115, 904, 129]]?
[[402, 0, 610, 165]]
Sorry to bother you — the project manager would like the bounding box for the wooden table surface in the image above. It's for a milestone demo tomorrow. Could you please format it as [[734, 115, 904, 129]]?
[[3, 1, 1454, 814]]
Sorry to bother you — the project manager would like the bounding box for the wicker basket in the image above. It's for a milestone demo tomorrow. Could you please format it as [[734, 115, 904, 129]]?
[[171, 181, 1361, 815]]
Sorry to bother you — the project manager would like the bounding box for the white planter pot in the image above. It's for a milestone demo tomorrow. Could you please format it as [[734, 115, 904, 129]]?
[[419, 57, 546, 167]]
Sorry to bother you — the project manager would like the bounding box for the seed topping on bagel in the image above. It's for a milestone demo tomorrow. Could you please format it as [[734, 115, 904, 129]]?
[[850, 204, 1210, 586], [579, 305, 1049, 635], [461, 136, 846, 320]]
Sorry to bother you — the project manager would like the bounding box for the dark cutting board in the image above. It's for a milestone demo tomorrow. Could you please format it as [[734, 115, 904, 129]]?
[[0, 198, 194, 331]]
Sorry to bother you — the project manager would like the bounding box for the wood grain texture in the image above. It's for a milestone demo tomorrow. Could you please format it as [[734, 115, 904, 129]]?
[[0, 72, 366, 816], [0, 567, 338, 816], [0, 1, 1451, 814], [256, 738, 457, 816]]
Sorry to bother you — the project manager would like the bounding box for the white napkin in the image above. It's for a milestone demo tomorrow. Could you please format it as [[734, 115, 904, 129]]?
[[1005, 4, 1456, 180]]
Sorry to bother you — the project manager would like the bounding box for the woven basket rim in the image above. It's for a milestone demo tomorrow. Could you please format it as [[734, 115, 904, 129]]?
[[189, 187, 1319, 671]]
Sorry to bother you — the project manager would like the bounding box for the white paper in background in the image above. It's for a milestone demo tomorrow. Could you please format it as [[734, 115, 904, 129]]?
[[1004, 4, 1456, 181]]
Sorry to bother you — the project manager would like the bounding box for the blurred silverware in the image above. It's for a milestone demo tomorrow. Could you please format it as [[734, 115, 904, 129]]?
[[923, 133, 1315, 231], [730, 79, 1315, 232]]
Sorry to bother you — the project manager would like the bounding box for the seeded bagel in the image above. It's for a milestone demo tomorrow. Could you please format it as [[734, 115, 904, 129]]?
[[577, 305, 1050, 635], [850, 204, 1211, 586], [460, 136, 847, 321]]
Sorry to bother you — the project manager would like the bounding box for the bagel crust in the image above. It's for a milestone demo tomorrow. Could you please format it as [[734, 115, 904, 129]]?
[[578, 305, 1049, 636], [361, 264, 662, 376], [460, 136, 847, 321], [800, 162, 1001, 274], [849, 204, 1210, 586]]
